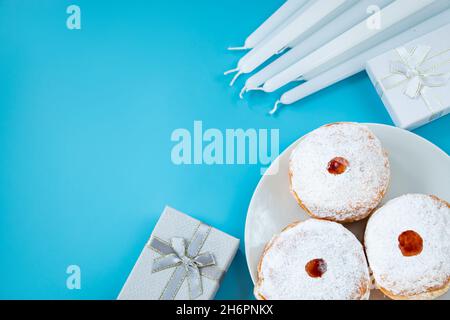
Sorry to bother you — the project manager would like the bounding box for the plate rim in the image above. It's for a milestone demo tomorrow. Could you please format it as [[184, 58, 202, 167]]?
[[244, 122, 449, 285]]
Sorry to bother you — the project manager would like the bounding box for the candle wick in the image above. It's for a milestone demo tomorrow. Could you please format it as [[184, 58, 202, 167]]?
[[224, 67, 239, 76], [228, 45, 249, 51], [269, 100, 283, 115], [239, 87, 247, 99], [229, 71, 242, 86]]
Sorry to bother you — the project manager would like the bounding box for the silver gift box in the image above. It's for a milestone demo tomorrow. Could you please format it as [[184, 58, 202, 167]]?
[[118, 206, 240, 300], [366, 23, 450, 130]]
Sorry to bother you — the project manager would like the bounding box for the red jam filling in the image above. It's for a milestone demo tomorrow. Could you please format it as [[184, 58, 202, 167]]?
[[327, 157, 349, 175], [305, 259, 327, 278], [398, 230, 423, 257]]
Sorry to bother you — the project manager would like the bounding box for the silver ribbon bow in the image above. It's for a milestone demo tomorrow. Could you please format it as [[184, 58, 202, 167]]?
[[381, 45, 450, 113], [148, 223, 224, 300]]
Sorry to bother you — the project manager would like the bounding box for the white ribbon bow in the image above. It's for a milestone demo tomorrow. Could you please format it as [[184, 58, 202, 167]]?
[[381, 45, 450, 112]]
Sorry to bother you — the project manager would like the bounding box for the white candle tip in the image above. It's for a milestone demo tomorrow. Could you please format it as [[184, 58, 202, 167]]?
[[246, 87, 266, 93], [269, 100, 283, 115]]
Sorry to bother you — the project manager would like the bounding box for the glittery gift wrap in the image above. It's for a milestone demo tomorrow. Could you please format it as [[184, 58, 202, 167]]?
[[118, 206, 239, 300], [366, 23, 450, 130]]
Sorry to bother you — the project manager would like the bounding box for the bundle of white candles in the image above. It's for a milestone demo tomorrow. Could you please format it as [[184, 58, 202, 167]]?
[[226, 0, 450, 114]]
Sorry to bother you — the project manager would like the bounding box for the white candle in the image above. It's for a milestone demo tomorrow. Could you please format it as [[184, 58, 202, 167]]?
[[263, 0, 442, 93], [228, 0, 309, 51], [269, 8, 450, 114], [225, 0, 355, 85], [241, 0, 394, 96]]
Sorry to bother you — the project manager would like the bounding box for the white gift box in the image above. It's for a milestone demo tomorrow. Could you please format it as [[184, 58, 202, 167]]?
[[118, 206, 239, 300], [366, 23, 450, 130]]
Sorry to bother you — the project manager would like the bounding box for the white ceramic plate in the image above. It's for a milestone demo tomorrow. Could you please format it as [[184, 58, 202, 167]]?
[[245, 123, 450, 300]]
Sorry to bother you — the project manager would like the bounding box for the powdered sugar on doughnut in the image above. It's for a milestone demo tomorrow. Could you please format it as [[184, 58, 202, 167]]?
[[289, 123, 390, 222], [256, 219, 370, 300], [365, 194, 450, 298]]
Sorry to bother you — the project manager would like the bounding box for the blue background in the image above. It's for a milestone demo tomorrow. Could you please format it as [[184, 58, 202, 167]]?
[[0, 0, 449, 300]]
